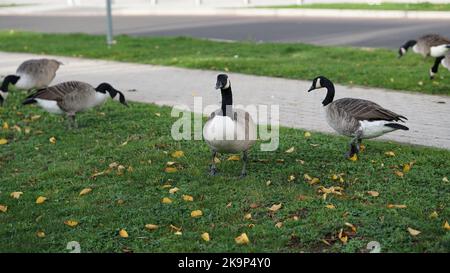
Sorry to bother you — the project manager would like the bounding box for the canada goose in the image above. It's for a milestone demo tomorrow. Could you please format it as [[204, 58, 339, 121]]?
[[203, 74, 257, 178], [398, 34, 450, 79], [307, 76, 409, 158], [1, 59, 62, 93], [22, 81, 128, 128]]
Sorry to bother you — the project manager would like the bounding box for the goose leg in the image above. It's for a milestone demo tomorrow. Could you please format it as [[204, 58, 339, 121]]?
[[240, 150, 248, 179], [430, 56, 444, 80], [67, 114, 77, 129], [345, 137, 360, 158], [209, 150, 218, 176]]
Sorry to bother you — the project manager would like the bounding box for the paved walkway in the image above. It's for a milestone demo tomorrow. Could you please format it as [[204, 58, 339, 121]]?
[[1, 52, 449, 149]]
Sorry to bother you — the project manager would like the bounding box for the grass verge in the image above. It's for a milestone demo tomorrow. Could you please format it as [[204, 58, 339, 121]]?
[[0, 31, 448, 96], [263, 2, 450, 11], [0, 89, 449, 252]]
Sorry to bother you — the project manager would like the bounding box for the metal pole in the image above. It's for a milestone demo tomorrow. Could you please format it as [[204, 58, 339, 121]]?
[[106, 0, 114, 47]]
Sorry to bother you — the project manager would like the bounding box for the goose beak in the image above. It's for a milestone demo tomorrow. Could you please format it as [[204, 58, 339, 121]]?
[[215, 82, 222, 90], [307, 85, 315, 92]]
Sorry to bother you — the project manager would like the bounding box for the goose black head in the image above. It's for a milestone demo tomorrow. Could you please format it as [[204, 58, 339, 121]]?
[[215, 74, 230, 90], [398, 40, 417, 58], [308, 76, 335, 106], [95, 82, 128, 107], [0, 75, 20, 92]]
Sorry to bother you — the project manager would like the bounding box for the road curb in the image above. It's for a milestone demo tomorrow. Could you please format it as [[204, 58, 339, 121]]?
[[1, 7, 450, 20]]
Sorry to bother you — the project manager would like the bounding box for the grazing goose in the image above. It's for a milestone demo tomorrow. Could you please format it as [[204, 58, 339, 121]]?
[[307, 76, 409, 158], [22, 81, 128, 128], [203, 74, 257, 178], [1, 59, 62, 93], [398, 34, 450, 79]]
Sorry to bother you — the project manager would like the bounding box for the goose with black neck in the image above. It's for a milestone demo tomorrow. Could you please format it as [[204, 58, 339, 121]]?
[[203, 74, 257, 178], [307, 76, 409, 159]]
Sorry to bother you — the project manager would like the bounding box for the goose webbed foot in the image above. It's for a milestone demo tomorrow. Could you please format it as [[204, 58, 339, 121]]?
[[67, 115, 77, 129], [209, 166, 218, 176], [345, 139, 360, 158], [239, 171, 247, 179]]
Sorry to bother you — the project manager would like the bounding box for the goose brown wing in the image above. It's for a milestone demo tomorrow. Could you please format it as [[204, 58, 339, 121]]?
[[420, 34, 450, 47], [26, 81, 90, 101], [334, 98, 407, 122]]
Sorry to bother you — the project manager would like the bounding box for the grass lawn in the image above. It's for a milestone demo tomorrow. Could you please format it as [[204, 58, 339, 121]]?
[[0, 31, 449, 96], [0, 89, 449, 253], [264, 2, 450, 11]]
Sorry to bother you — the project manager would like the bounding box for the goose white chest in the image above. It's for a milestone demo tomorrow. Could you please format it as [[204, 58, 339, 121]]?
[[0, 90, 8, 100], [15, 74, 37, 90]]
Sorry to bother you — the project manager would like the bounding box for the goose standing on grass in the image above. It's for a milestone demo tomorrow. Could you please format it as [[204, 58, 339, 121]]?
[[307, 76, 409, 158], [398, 34, 450, 79], [203, 74, 257, 178], [22, 81, 128, 129]]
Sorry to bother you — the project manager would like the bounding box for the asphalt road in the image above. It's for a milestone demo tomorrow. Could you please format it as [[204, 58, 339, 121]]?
[[1, 15, 450, 48]]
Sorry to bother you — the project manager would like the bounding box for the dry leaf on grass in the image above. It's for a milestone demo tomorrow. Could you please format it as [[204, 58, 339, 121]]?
[[191, 210, 203, 218], [162, 197, 172, 204], [429, 211, 438, 219], [183, 195, 194, 202], [79, 188, 92, 196], [10, 191, 23, 199], [64, 220, 79, 227], [49, 137, 56, 144], [269, 203, 282, 212], [36, 231, 46, 238], [227, 155, 240, 161], [407, 227, 421, 236], [244, 213, 252, 220], [164, 167, 177, 173], [235, 233, 250, 245], [0, 205, 7, 213], [119, 229, 129, 238], [36, 196, 47, 204], [171, 151, 184, 158], [201, 232, 210, 242], [367, 191, 379, 197], [275, 222, 283, 228], [304, 131, 311, 138], [287, 175, 296, 182], [385, 151, 395, 157], [285, 147, 295, 153], [349, 154, 358, 161], [145, 224, 159, 231], [444, 221, 450, 230], [387, 204, 407, 209], [169, 187, 180, 194], [325, 204, 336, 209]]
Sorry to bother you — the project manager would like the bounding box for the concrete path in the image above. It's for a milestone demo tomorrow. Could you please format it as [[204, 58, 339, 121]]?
[[1, 51, 449, 149]]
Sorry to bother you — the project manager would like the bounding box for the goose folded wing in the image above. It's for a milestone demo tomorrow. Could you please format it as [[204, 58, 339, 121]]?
[[26, 81, 84, 101], [337, 98, 407, 122]]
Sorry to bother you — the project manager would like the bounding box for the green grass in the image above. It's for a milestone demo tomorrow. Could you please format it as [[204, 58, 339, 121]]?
[[0, 31, 449, 96], [1, 89, 449, 253], [264, 2, 450, 11]]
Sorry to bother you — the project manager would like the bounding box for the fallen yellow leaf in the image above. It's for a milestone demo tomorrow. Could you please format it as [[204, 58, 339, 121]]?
[[0, 138, 8, 145], [387, 204, 407, 209], [49, 137, 56, 144], [266, 180, 271, 186], [359, 144, 366, 152], [244, 213, 252, 220], [227, 155, 240, 161], [191, 210, 203, 218], [287, 175, 296, 182], [403, 163, 411, 173], [119, 229, 129, 238], [10, 191, 23, 199], [429, 211, 439, 219], [395, 170, 404, 178], [345, 222, 357, 233], [201, 232, 210, 242], [349, 154, 358, 161], [407, 227, 421, 236], [325, 204, 336, 209], [235, 233, 250, 245], [2, 122, 9, 130], [155, 112, 161, 117], [162, 197, 172, 204], [182, 195, 194, 202], [269, 203, 282, 212], [443, 177, 449, 183], [164, 167, 177, 173], [0, 205, 7, 213], [385, 151, 395, 157], [304, 131, 311, 138], [79, 188, 92, 196], [213, 157, 221, 164], [304, 174, 312, 181], [145, 224, 159, 231], [367, 191, 379, 197], [310, 177, 320, 185], [171, 150, 184, 158], [285, 147, 295, 153], [64, 220, 78, 227], [30, 115, 41, 121], [170, 224, 182, 232], [275, 222, 283, 228], [444, 221, 450, 230], [36, 196, 47, 204], [174, 231, 182, 236], [36, 231, 45, 238]]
